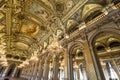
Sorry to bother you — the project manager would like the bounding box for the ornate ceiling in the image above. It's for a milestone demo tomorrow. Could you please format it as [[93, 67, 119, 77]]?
[[0, 0, 116, 66]]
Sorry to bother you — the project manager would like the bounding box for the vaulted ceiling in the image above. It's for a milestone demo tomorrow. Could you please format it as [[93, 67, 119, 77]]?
[[0, 0, 116, 66]]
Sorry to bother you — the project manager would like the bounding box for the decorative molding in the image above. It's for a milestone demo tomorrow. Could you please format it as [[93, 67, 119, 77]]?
[[62, 0, 88, 22]]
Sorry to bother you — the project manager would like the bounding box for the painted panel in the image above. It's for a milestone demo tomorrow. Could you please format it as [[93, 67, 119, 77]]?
[[27, 2, 50, 21]]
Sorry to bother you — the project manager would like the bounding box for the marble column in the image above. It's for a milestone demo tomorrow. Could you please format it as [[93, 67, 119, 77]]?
[[0, 67, 3, 76], [15, 68, 22, 77], [30, 63, 35, 80], [12, 67, 18, 77], [23, 68, 26, 79], [23, 68, 27, 79], [0, 66, 3, 73], [82, 66, 88, 80], [0, 67, 5, 77], [20, 68, 24, 78], [25, 67, 29, 79], [43, 59, 50, 80], [64, 50, 69, 80], [23, 68, 27, 78], [76, 68, 80, 80], [110, 60, 120, 79], [31, 62, 39, 80], [102, 64, 109, 80], [68, 53, 74, 80], [49, 68, 53, 80], [27, 68, 30, 79], [2, 65, 10, 77], [80, 62, 88, 80], [84, 41, 103, 80], [38, 60, 44, 80], [53, 56, 59, 80]]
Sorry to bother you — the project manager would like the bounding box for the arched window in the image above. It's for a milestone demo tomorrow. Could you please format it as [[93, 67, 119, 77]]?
[[14, 56, 19, 59], [20, 57, 26, 61], [96, 45, 105, 51], [85, 10, 103, 23], [109, 41, 120, 48], [6, 54, 12, 58], [77, 51, 83, 57], [15, 68, 22, 77]]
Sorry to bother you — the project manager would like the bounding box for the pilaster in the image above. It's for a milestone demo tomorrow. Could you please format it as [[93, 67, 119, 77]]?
[[43, 59, 50, 80], [64, 50, 69, 80], [68, 52, 74, 80], [110, 59, 120, 79], [31, 62, 39, 80], [53, 56, 59, 80], [84, 41, 98, 80], [12, 67, 18, 77], [38, 60, 44, 80]]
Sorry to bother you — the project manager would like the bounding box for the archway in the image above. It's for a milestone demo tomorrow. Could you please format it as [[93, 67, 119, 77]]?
[[68, 42, 87, 80], [89, 29, 120, 80]]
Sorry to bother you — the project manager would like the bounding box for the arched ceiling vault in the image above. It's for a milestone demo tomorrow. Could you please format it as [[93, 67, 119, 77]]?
[[0, 0, 115, 66]]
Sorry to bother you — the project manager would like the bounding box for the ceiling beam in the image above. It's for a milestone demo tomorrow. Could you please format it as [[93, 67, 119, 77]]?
[[6, 0, 12, 53]]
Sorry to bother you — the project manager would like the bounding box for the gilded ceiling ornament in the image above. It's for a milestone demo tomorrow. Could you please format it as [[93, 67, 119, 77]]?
[[66, 0, 74, 11]]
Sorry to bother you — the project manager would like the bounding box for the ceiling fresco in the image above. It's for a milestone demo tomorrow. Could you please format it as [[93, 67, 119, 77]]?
[[27, 1, 51, 21], [21, 20, 40, 37]]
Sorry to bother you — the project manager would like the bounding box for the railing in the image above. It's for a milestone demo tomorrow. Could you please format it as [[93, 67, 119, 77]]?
[[86, 2, 120, 27], [86, 13, 106, 26]]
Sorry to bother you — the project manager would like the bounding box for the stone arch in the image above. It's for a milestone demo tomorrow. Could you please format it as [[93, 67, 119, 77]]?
[[67, 41, 85, 80], [68, 41, 84, 55], [68, 41, 85, 64], [88, 28, 120, 79], [89, 28, 120, 47]]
